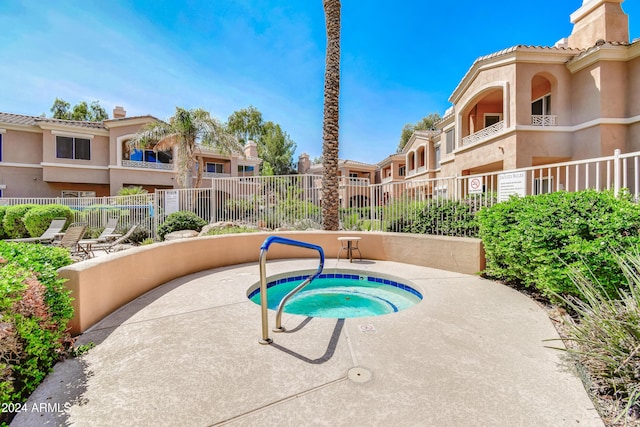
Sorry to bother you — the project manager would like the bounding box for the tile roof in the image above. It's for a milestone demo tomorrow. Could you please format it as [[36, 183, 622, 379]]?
[[0, 112, 39, 127], [0, 112, 106, 129]]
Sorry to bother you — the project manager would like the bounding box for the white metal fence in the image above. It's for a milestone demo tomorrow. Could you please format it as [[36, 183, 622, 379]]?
[[2, 150, 639, 239]]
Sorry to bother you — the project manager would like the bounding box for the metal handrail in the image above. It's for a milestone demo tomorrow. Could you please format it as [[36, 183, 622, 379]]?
[[258, 236, 324, 345]]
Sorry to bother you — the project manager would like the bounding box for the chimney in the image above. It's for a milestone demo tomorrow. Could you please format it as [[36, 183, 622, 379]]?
[[567, 0, 629, 49], [113, 106, 126, 119], [244, 140, 258, 158], [298, 153, 311, 174]]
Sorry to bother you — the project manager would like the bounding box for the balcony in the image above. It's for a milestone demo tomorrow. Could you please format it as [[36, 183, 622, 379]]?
[[461, 120, 505, 147], [122, 160, 174, 170], [531, 115, 557, 126], [203, 172, 231, 178]]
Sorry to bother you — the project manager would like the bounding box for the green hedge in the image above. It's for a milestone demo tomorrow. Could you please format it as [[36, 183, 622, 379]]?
[[22, 205, 73, 237], [2, 205, 38, 239], [0, 207, 7, 239], [477, 190, 640, 298], [0, 242, 74, 424]]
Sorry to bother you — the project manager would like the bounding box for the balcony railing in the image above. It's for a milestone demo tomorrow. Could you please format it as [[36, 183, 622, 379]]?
[[461, 120, 505, 147], [122, 160, 174, 170], [531, 115, 557, 126], [203, 172, 231, 178]]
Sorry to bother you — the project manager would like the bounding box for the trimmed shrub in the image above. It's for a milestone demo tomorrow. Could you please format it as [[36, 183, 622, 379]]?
[[2, 205, 38, 238], [0, 206, 8, 239], [477, 190, 640, 298], [0, 242, 74, 424], [22, 205, 73, 237], [157, 211, 206, 240]]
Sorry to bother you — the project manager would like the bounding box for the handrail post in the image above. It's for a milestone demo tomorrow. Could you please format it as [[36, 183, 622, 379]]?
[[258, 236, 324, 345]]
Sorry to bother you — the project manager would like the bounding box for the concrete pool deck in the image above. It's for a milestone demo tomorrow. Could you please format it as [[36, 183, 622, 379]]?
[[12, 259, 603, 426]]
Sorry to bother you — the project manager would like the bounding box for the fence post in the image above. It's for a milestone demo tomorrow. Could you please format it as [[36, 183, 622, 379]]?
[[614, 149, 621, 197]]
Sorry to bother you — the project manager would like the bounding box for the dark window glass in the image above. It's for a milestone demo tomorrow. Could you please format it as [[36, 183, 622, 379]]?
[[484, 115, 500, 127], [157, 151, 172, 164], [130, 149, 143, 161], [75, 138, 91, 160], [208, 163, 223, 173], [56, 136, 74, 159], [145, 150, 157, 163], [0, 134, 3, 162], [532, 99, 543, 115], [445, 129, 455, 153]]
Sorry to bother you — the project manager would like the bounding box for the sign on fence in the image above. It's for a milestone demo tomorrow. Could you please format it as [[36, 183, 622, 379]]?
[[468, 177, 483, 195], [164, 190, 179, 214], [498, 171, 526, 201]]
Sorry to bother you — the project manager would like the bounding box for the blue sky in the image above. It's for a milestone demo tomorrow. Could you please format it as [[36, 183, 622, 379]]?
[[1, 1, 638, 164]]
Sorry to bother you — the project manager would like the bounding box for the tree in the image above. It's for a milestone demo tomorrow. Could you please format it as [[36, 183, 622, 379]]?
[[50, 98, 109, 121], [321, 0, 341, 231], [128, 107, 241, 188], [259, 121, 297, 175], [227, 105, 263, 144], [397, 113, 441, 152]]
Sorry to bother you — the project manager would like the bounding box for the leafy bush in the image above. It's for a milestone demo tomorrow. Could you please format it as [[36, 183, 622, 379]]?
[[477, 190, 640, 298], [0, 242, 74, 424], [157, 211, 206, 240], [386, 198, 480, 237], [0, 207, 8, 239], [555, 253, 640, 424], [2, 205, 38, 238], [22, 205, 73, 237]]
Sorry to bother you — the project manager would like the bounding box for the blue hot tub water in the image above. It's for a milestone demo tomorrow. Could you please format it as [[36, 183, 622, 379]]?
[[248, 272, 422, 318]]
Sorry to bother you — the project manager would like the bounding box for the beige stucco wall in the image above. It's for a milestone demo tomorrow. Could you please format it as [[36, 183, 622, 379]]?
[[2, 129, 42, 164], [0, 165, 49, 197], [58, 231, 485, 335]]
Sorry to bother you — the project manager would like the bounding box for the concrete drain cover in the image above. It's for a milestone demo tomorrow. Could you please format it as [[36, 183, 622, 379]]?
[[348, 367, 372, 383]]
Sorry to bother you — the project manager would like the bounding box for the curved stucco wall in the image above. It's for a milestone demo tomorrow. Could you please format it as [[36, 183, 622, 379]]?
[[58, 231, 485, 335]]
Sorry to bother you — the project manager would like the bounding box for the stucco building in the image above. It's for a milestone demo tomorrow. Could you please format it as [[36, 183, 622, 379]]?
[[0, 107, 260, 197], [402, 0, 639, 185]]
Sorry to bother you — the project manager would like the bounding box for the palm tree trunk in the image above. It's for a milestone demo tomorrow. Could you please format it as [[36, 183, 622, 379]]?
[[322, 0, 341, 231]]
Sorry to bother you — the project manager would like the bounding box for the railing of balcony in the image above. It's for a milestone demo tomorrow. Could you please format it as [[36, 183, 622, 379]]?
[[122, 160, 174, 170], [203, 172, 231, 178], [461, 120, 505, 147], [531, 115, 557, 126]]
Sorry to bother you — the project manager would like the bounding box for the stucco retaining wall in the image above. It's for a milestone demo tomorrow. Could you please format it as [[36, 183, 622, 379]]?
[[58, 231, 485, 335]]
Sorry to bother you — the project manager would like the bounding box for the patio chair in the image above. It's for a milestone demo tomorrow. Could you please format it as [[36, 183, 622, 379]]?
[[85, 223, 139, 255], [4, 218, 67, 243], [95, 217, 120, 243], [51, 223, 90, 259]]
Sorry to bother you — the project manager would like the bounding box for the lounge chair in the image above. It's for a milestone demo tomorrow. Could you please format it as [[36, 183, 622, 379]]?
[[83, 223, 139, 255], [4, 218, 67, 243], [51, 223, 90, 259], [94, 217, 120, 243]]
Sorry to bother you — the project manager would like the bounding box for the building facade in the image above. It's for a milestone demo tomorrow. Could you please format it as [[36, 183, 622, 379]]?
[[403, 0, 639, 185], [0, 107, 260, 197]]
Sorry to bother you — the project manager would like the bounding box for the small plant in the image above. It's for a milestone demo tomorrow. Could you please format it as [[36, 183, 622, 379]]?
[[552, 253, 640, 424], [202, 226, 260, 236], [157, 211, 207, 240], [116, 186, 148, 196]]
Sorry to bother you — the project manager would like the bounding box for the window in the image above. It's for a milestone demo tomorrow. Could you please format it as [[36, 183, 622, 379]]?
[[532, 94, 551, 115], [434, 145, 441, 169], [130, 148, 172, 164], [445, 129, 455, 153], [484, 114, 502, 128], [534, 177, 554, 195], [206, 162, 224, 173], [56, 136, 91, 160], [61, 190, 96, 198], [0, 133, 3, 161], [237, 165, 255, 173], [398, 165, 406, 177]]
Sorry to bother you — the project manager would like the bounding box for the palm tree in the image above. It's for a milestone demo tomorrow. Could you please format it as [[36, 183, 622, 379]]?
[[128, 107, 241, 188], [322, 0, 341, 231]]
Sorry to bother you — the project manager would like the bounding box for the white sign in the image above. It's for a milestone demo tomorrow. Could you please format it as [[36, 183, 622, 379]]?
[[468, 177, 483, 194], [498, 171, 526, 202], [164, 190, 180, 214]]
